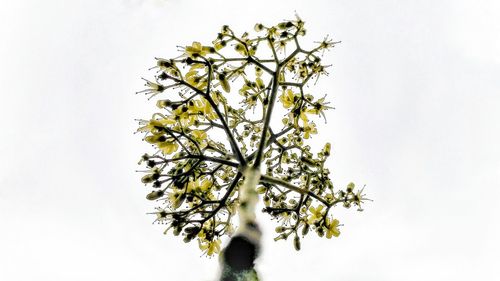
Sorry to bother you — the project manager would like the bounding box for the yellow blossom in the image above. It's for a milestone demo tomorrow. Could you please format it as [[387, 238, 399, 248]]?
[[256, 77, 265, 89], [137, 117, 176, 134], [136, 78, 165, 95], [185, 69, 207, 91], [213, 40, 226, 51], [195, 98, 218, 121], [173, 105, 197, 127], [198, 238, 221, 256], [158, 141, 178, 155], [307, 204, 325, 224], [234, 43, 248, 56], [155, 209, 168, 221], [191, 129, 208, 148], [279, 89, 296, 109], [245, 95, 258, 108], [303, 121, 317, 139], [255, 66, 263, 77], [168, 190, 185, 209], [217, 73, 230, 93], [144, 133, 167, 144], [266, 26, 279, 39], [184, 41, 213, 58], [156, 59, 180, 77], [187, 177, 212, 194], [192, 129, 207, 140], [325, 217, 340, 238], [306, 97, 332, 117], [299, 108, 310, 123]]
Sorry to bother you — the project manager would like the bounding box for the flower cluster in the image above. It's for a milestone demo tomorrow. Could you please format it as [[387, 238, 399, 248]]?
[[136, 16, 367, 256]]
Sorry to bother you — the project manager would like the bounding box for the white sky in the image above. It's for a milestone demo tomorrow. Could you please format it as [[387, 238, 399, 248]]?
[[1, 0, 499, 280]]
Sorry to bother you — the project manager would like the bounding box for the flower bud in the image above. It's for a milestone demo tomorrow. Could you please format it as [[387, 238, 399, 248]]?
[[302, 224, 310, 236], [293, 236, 301, 251], [347, 182, 355, 193], [323, 142, 331, 156], [141, 174, 154, 184], [173, 193, 186, 209], [264, 195, 270, 207], [173, 227, 181, 236], [277, 21, 292, 29], [274, 234, 287, 241], [256, 185, 267, 194], [275, 226, 285, 233], [146, 190, 164, 200], [156, 99, 172, 108]]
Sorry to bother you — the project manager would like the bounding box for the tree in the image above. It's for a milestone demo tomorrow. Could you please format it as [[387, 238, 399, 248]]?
[[136, 15, 368, 281]]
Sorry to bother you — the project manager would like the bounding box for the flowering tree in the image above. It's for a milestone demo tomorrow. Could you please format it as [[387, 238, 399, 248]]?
[[136, 16, 368, 280]]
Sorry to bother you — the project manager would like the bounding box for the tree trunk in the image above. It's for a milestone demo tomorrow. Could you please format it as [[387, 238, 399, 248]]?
[[219, 167, 261, 281]]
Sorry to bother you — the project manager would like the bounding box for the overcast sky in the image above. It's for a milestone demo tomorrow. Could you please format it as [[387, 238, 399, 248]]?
[[1, 0, 499, 280]]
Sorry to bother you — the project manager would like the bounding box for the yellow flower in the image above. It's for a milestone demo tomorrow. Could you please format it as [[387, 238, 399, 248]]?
[[136, 78, 165, 96], [279, 89, 296, 109], [255, 66, 263, 77], [184, 41, 213, 58], [167, 190, 185, 209], [216, 72, 230, 93], [285, 57, 297, 72], [213, 40, 226, 51], [303, 121, 317, 139], [311, 63, 326, 76], [211, 90, 227, 105], [266, 26, 279, 39], [156, 58, 173, 71], [239, 83, 251, 96], [184, 69, 207, 91], [274, 40, 288, 52], [298, 62, 309, 79], [199, 179, 212, 192], [325, 217, 340, 239], [245, 95, 258, 108], [198, 238, 221, 256], [195, 98, 218, 121], [278, 71, 286, 83], [191, 129, 208, 148], [155, 209, 168, 222], [299, 107, 310, 123], [255, 77, 265, 89], [192, 129, 207, 140], [234, 43, 248, 56], [156, 59, 180, 77], [137, 117, 176, 134], [307, 204, 325, 224], [306, 97, 332, 117], [144, 133, 166, 144], [173, 105, 197, 127], [187, 177, 212, 194], [158, 141, 178, 155]]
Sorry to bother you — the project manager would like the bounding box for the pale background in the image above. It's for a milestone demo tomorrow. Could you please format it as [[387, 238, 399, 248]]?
[[1, 0, 499, 280]]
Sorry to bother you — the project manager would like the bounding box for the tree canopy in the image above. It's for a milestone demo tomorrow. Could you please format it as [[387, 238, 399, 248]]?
[[136, 15, 368, 256]]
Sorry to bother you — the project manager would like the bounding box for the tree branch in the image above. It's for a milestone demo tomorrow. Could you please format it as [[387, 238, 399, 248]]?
[[259, 174, 330, 206]]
